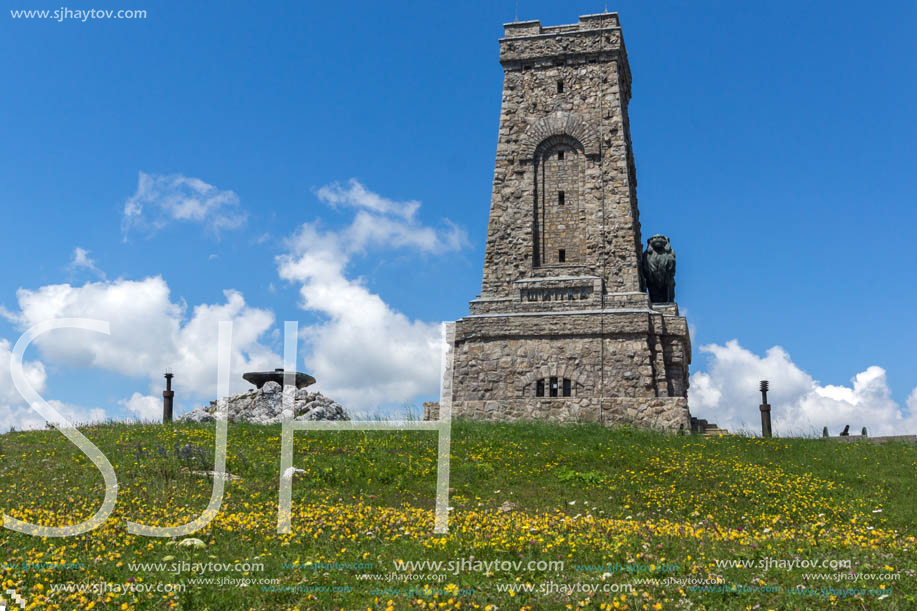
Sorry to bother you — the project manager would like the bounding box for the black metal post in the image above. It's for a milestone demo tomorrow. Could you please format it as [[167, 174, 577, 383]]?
[[163, 372, 174, 424], [759, 380, 772, 438]]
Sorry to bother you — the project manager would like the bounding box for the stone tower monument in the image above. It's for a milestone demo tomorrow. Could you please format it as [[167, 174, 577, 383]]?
[[442, 13, 692, 431]]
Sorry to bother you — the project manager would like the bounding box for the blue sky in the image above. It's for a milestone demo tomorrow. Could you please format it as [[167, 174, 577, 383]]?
[[1, 0, 915, 434]]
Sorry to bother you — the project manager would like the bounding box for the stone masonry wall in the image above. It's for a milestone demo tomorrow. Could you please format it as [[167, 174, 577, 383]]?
[[452, 310, 688, 392], [440, 14, 693, 433], [451, 397, 690, 432], [480, 13, 643, 298]]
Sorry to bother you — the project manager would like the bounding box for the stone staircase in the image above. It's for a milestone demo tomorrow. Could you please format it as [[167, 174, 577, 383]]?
[[691, 417, 729, 437]]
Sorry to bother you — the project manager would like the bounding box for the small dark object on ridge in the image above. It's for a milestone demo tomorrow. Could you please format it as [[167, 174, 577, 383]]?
[[840, 425, 850, 436], [162, 371, 174, 424], [759, 380, 772, 438]]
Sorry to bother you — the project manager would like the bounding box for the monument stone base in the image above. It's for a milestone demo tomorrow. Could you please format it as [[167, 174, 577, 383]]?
[[426, 292, 692, 433]]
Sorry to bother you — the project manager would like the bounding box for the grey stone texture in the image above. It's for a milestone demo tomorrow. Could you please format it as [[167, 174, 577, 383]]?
[[179, 381, 350, 425], [423, 401, 440, 421], [438, 13, 693, 432]]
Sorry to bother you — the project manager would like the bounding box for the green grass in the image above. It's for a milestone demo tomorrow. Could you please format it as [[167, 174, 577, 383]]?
[[0, 420, 914, 610]]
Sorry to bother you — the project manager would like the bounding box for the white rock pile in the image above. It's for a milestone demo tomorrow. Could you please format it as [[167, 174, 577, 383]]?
[[179, 381, 349, 424]]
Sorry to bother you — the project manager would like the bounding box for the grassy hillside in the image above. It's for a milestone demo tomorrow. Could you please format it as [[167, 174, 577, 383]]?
[[0, 420, 914, 610]]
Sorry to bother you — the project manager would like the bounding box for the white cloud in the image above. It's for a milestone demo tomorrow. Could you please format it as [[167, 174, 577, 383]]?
[[3, 178, 462, 422], [0, 400, 107, 433], [0, 338, 47, 407], [689, 339, 917, 436], [68, 247, 106, 279], [6, 276, 182, 376], [314, 179, 467, 254], [121, 171, 247, 240], [317, 178, 420, 220], [277, 180, 465, 410], [0, 338, 105, 432], [118, 392, 162, 422], [4, 277, 280, 406]]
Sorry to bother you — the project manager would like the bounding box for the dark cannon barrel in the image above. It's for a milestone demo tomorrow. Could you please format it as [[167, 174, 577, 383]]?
[[243, 369, 316, 389]]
